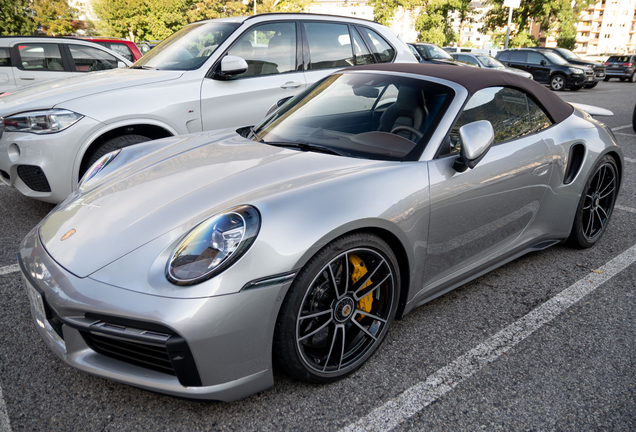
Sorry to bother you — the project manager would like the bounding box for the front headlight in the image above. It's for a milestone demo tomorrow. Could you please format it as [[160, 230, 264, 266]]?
[[78, 149, 122, 191], [569, 67, 583, 75], [167, 205, 261, 286], [3, 109, 83, 134]]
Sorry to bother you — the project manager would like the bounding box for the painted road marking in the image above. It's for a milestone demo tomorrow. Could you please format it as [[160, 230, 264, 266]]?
[[617, 204, 636, 214], [625, 157, 636, 164], [0, 265, 18, 276], [0, 385, 10, 432], [612, 124, 634, 132], [342, 243, 636, 432], [615, 132, 636, 137]]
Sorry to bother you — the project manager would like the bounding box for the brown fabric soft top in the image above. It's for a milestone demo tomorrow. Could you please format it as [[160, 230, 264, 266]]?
[[348, 63, 574, 124]]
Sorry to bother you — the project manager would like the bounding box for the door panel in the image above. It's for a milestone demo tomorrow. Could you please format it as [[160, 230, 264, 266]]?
[[423, 133, 553, 289], [13, 43, 69, 88]]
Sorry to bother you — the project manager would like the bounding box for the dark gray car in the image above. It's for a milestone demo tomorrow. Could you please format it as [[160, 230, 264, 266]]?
[[603, 55, 636, 82]]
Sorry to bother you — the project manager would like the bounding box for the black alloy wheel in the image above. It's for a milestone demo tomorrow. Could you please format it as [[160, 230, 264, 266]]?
[[568, 155, 619, 248], [274, 233, 400, 383]]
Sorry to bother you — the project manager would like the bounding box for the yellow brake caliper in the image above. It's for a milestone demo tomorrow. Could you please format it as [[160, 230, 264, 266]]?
[[349, 255, 373, 321]]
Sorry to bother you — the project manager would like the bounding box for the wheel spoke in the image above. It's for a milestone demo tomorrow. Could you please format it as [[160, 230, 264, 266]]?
[[596, 206, 608, 226], [353, 309, 387, 323], [299, 317, 333, 342], [338, 325, 346, 370], [327, 265, 342, 300], [599, 178, 615, 198], [594, 166, 605, 193], [585, 208, 595, 237], [351, 319, 378, 341], [322, 324, 342, 372], [354, 273, 390, 301], [299, 309, 332, 321]]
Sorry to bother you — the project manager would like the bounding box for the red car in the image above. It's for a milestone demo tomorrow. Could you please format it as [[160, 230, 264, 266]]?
[[74, 37, 143, 62]]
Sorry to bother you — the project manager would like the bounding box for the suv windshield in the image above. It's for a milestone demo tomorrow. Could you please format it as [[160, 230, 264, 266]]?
[[476, 55, 505, 68], [416, 44, 453, 60], [555, 48, 580, 61], [544, 52, 568, 65], [253, 73, 454, 161], [133, 22, 240, 70]]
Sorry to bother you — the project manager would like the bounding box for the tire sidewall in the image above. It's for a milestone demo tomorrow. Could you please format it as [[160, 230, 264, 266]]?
[[274, 233, 400, 383]]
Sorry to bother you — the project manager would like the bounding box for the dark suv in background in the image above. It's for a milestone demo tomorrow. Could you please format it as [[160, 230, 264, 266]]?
[[531, 46, 605, 88], [604, 54, 636, 82], [496, 48, 593, 91]]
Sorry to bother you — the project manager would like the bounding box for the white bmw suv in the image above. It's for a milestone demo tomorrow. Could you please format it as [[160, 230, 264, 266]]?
[[0, 14, 416, 203]]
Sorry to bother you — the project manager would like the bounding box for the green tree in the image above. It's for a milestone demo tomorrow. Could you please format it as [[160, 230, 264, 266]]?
[[0, 0, 36, 36], [31, 0, 79, 35], [370, 0, 409, 27]]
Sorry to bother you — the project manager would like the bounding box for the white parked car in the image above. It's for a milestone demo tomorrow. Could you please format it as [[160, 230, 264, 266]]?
[[0, 36, 132, 95], [0, 14, 416, 203]]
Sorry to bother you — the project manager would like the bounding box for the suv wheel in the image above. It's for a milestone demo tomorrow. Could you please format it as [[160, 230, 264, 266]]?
[[550, 74, 566, 91], [630, 72, 636, 83]]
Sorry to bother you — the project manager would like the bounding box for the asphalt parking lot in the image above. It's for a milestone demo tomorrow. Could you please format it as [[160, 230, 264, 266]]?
[[1, 80, 635, 432]]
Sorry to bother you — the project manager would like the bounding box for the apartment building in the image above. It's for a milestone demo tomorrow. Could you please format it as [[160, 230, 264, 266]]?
[[575, 0, 636, 54]]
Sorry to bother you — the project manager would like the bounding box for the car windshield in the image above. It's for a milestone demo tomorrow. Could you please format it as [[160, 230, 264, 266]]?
[[555, 48, 580, 61], [476, 55, 505, 68], [416, 45, 453, 60], [252, 73, 454, 161], [132, 22, 240, 70], [544, 52, 568, 65]]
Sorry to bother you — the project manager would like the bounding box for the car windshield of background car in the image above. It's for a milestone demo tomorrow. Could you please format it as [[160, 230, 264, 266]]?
[[543, 52, 568, 65], [427, 45, 453, 60], [555, 48, 581, 61], [132, 22, 240, 70], [252, 72, 453, 161], [476, 55, 505, 69]]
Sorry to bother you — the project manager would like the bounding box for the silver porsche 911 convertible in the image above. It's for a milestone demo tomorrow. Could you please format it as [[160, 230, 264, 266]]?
[[19, 64, 622, 401]]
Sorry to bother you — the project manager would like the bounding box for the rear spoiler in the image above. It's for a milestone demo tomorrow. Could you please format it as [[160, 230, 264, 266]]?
[[570, 102, 613, 117]]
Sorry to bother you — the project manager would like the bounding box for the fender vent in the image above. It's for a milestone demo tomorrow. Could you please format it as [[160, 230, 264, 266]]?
[[564, 144, 585, 185]]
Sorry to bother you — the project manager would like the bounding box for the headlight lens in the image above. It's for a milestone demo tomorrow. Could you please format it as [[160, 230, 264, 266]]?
[[78, 149, 122, 191], [3, 109, 83, 134], [569, 67, 583, 75], [167, 205, 261, 285]]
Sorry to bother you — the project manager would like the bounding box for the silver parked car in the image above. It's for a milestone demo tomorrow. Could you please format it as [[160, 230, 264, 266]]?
[[20, 64, 622, 402], [450, 52, 534, 79]]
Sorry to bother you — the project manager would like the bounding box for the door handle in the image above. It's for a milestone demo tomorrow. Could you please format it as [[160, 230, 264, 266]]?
[[532, 164, 550, 177], [20, 76, 35, 80], [280, 81, 302, 89]]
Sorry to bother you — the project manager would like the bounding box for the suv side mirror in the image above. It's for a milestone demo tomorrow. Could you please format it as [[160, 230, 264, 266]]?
[[453, 120, 494, 172], [215, 55, 248, 80], [117, 61, 127, 69], [540, 60, 547, 66]]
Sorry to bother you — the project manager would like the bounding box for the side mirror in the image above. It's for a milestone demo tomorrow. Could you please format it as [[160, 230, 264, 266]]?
[[216, 55, 248, 79], [117, 61, 127, 69], [540, 60, 547, 66], [453, 120, 494, 172], [265, 96, 294, 117]]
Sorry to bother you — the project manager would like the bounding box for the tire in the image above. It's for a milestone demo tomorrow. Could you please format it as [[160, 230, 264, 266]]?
[[274, 233, 400, 383], [567, 155, 619, 248], [630, 72, 636, 83], [585, 81, 599, 89], [603, 76, 610, 82], [550, 74, 566, 91], [80, 134, 150, 179], [632, 103, 636, 132], [619, 77, 625, 82]]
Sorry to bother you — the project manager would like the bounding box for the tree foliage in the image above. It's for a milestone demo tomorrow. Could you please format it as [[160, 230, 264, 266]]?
[[0, 0, 36, 35], [31, 0, 80, 35]]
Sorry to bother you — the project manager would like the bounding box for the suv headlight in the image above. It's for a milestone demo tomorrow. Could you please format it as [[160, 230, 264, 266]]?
[[3, 109, 83, 134], [167, 205, 261, 286], [569, 67, 584, 75]]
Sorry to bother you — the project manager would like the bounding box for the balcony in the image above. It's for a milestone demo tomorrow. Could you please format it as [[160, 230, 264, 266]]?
[[581, 15, 593, 21], [593, 16, 604, 21], [579, 25, 591, 31], [589, 39, 599, 44], [577, 36, 590, 42]]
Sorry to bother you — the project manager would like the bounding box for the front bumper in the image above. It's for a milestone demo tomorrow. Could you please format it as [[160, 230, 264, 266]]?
[[0, 117, 101, 203], [19, 227, 292, 401]]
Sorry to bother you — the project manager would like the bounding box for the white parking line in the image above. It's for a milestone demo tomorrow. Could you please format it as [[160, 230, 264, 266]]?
[[625, 157, 636, 164], [342, 243, 636, 432], [0, 265, 19, 276], [611, 124, 634, 132], [617, 204, 636, 214], [0, 385, 11, 432]]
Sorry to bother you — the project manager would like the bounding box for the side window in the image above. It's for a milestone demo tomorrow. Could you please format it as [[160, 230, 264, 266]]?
[[498, 51, 511, 61], [304, 22, 354, 70], [227, 22, 296, 78], [359, 27, 395, 63], [350, 27, 375, 66], [447, 87, 532, 155], [17, 44, 64, 71], [510, 51, 527, 63], [0, 48, 10, 67], [527, 52, 544, 65], [109, 43, 134, 62], [528, 97, 552, 132], [69, 45, 118, 72], [461, 55, 479, 66]]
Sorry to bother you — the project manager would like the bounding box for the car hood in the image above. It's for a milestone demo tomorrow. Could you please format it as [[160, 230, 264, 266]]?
[[566, 58, 603, 68], [38, 131, 379, 277], [0, 69, 183, 115]]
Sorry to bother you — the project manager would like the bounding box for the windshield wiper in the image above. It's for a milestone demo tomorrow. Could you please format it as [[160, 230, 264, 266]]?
[[262, 141, 349, 157]]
